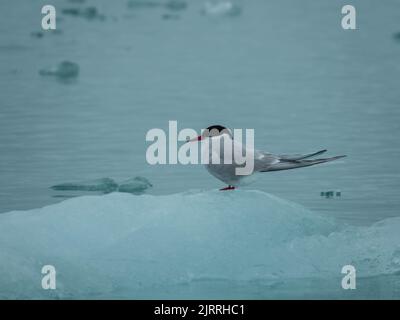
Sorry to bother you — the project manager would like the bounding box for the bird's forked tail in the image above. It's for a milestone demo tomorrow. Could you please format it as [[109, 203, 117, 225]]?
[[261, 155, 346, 172]]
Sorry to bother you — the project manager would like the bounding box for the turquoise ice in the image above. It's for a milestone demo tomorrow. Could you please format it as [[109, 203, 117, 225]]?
[[0, 190, 399, 299]]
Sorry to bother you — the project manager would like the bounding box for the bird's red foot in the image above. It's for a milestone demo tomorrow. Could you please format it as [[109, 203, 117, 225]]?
[[220, 185, 235, 191]]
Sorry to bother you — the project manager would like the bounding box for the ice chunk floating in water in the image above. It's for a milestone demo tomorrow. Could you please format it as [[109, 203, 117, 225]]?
[[393, 32, 400, 42], [165, 0, 187, 11], [202, 1, 242, 17], [127, 0, 163, 9], [39, 61, 80, 80], [51, 178, 118, 193], [61, 6, 105, 20], [118, 177, 152, 194], [50, 176, 152, 194], [127, 0, 187, 11], [0, 190, 399, 299]]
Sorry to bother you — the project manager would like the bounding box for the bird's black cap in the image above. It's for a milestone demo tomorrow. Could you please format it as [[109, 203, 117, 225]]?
[[206, 125, 227, 132], [203, 125, 232, 138]]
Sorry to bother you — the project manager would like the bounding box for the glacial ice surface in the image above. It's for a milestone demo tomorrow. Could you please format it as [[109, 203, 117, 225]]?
[[0, 190, 399, 299]]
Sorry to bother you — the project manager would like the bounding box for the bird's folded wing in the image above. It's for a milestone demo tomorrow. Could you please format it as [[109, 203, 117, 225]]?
[[260, 155, 346, 172], [278, 149, 327, 160], [253, 151, 280, 172]]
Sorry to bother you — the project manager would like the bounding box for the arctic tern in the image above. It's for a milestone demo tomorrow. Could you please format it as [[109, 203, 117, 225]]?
[[186, 125, 346, 190]]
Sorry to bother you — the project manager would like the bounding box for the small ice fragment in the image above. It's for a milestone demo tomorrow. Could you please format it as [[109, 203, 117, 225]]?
[[81, 7, 100, 19], [392, 32, 400, 45], [118, 176, 153, 194], [61, 6, 104, 20], [162, 13, 180, 20], [51, 178, 118, 193], [325, 192, 330, 198], [202, 1, 242, 17], [30, 31, 44, 38], [61, 8, 80, 16], [320, 190, 341, 198], [39, 61, 80, 79], [165, 0, 187, 11], [127, 0, 162, 9]]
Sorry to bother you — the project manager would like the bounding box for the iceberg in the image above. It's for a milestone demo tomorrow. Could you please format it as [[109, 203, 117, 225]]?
[[0, 190, 399, 299]]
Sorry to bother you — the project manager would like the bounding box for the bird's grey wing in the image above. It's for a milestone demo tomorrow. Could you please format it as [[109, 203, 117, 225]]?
[[278, 149, 327, 160], [253, 150, 280, 172], [260, 155, 346, 172]]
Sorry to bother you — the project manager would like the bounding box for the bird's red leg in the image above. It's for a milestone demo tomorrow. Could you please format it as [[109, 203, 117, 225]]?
[[220, 185, 235, 191]]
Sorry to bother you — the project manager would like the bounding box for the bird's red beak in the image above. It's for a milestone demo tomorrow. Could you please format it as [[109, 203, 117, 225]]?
[[186, 135, 203, 143]]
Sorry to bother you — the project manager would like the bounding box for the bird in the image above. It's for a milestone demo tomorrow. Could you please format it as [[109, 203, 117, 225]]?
[[186, 125, 346, 191]]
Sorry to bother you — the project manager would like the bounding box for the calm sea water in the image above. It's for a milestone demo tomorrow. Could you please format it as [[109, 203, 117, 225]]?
[[1, 0, 399, 224]]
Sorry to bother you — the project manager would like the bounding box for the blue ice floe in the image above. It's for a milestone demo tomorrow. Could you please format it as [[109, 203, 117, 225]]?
[[51, 176, 152, 195], [0, 190, 399, 298]]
